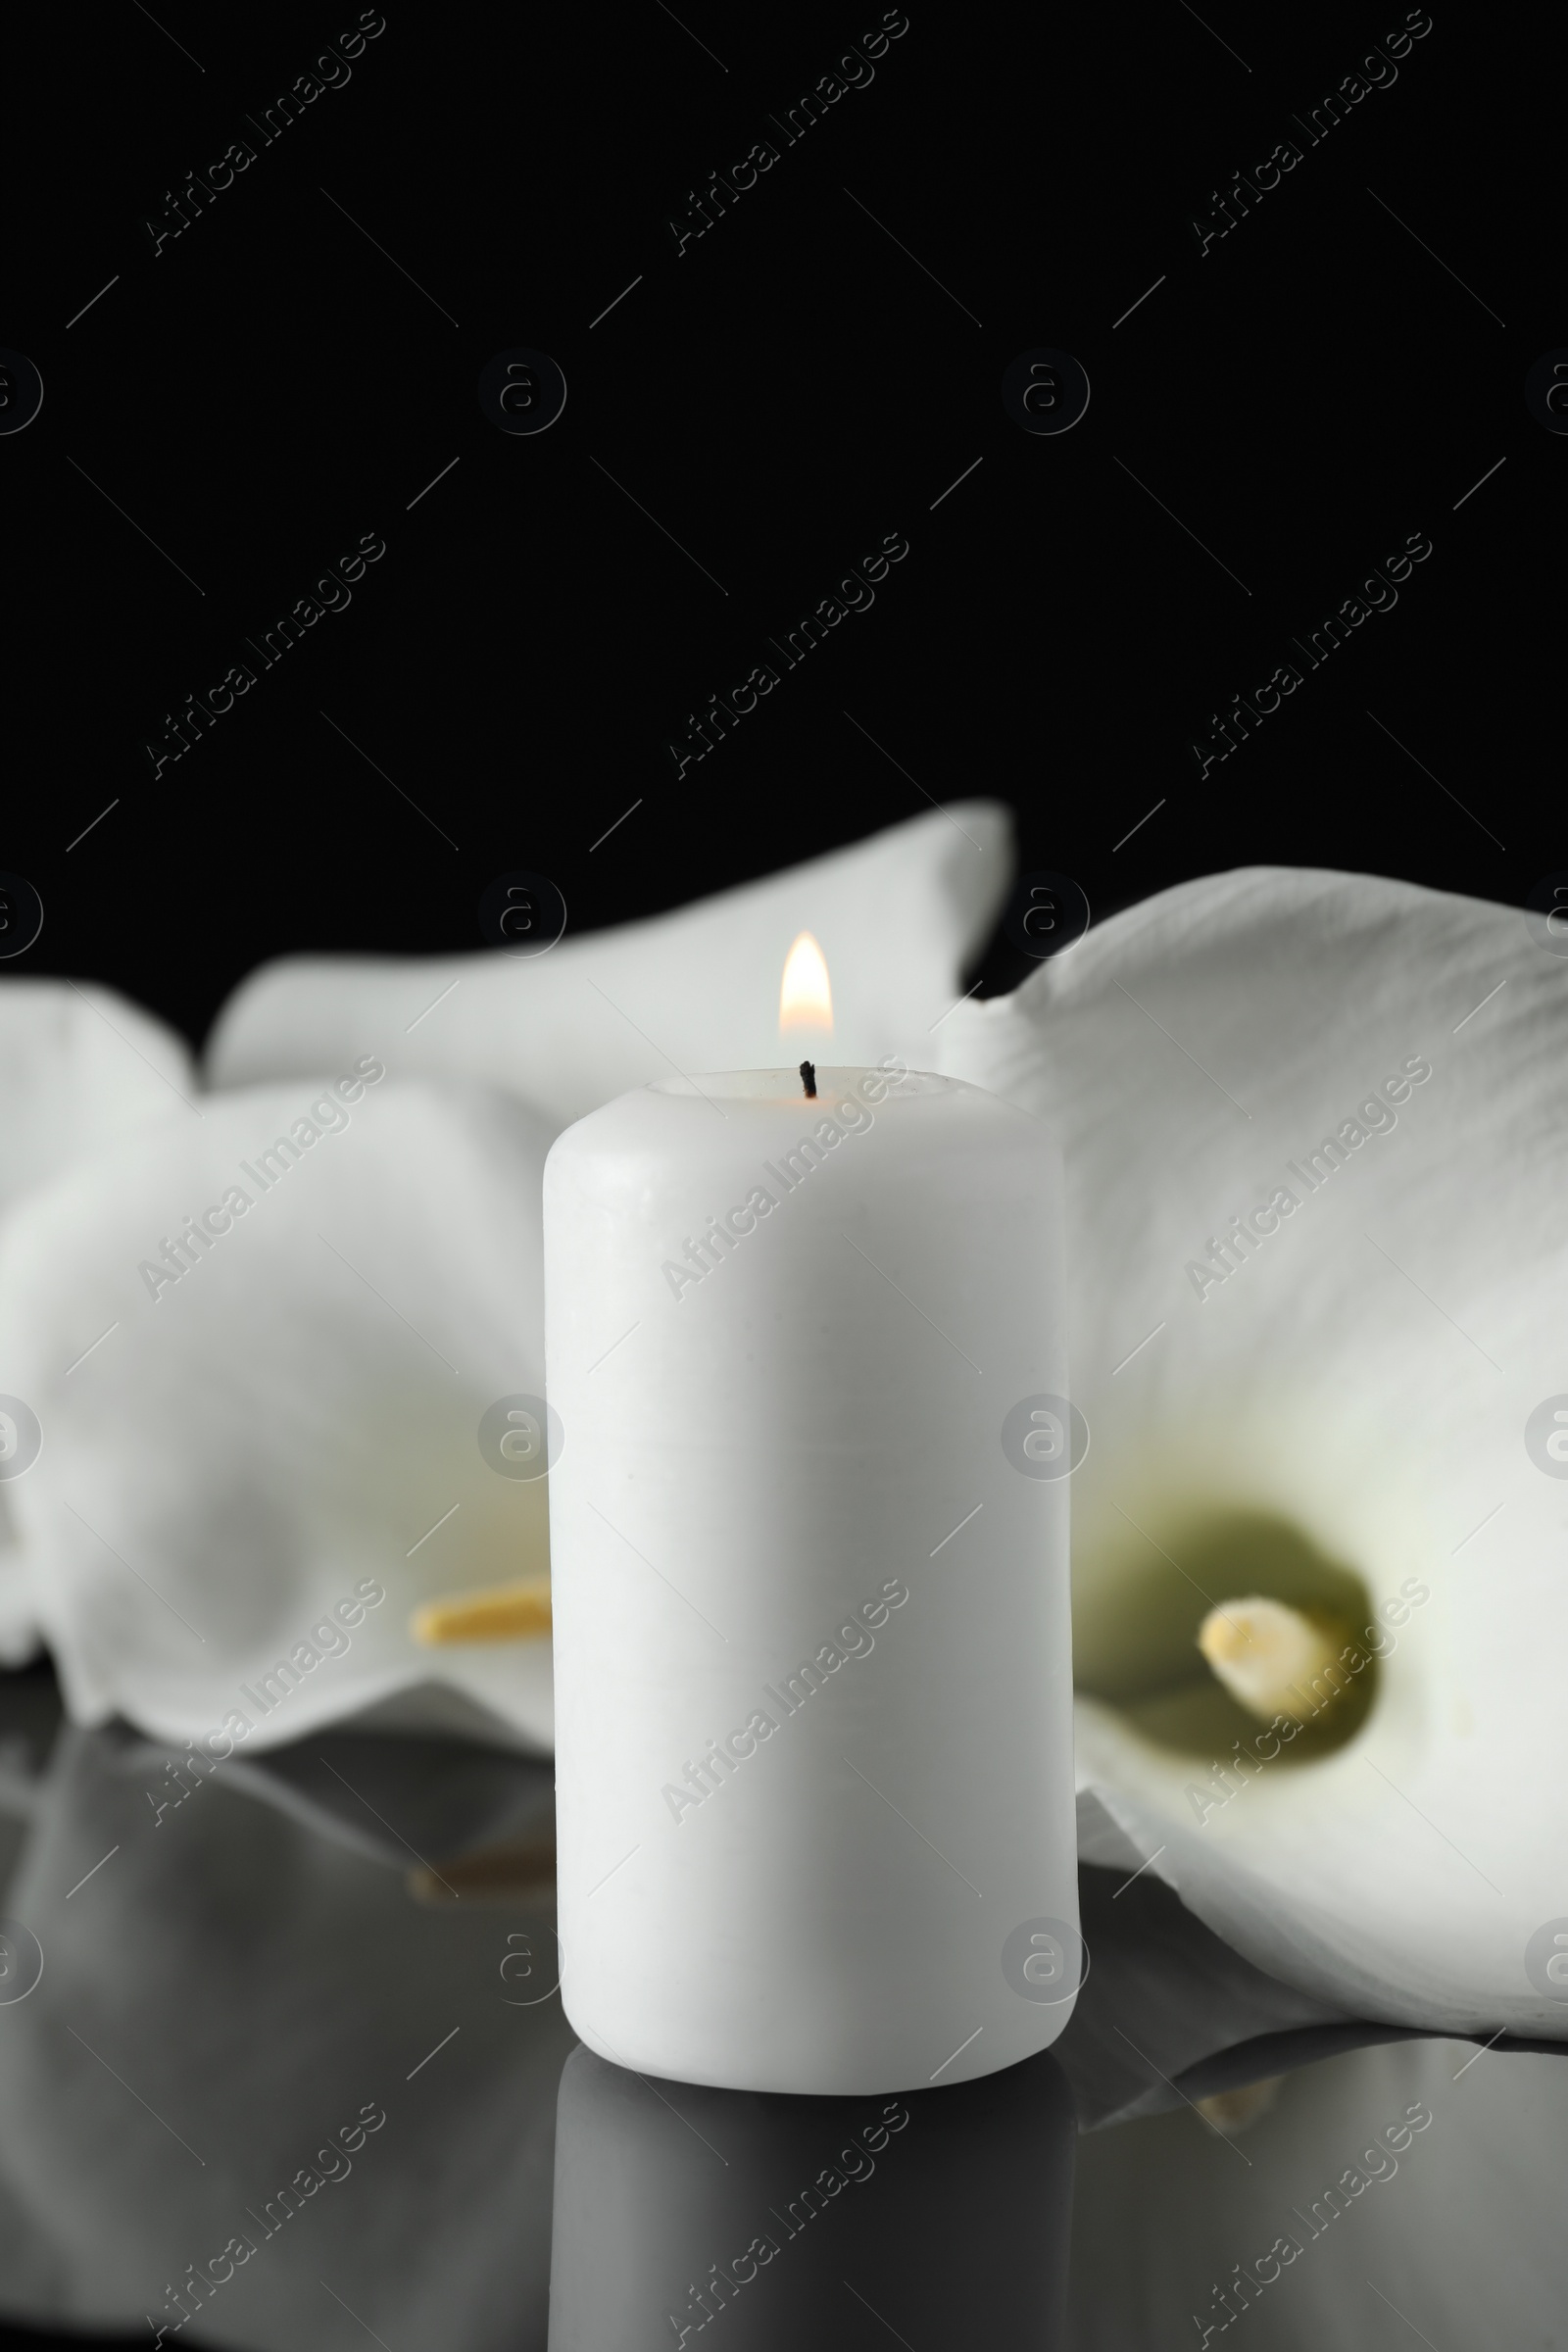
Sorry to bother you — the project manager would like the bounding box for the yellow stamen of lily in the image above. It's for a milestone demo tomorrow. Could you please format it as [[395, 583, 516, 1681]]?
[[1198, 1594, 1353, 1726], [1194, 2076, 1283, 2135], [411, 1577, 553, 1645]]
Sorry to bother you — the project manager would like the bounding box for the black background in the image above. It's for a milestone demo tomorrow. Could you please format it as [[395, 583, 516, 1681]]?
[[0, 5, 1552, 2340], [3, 0, 1549, 1058]]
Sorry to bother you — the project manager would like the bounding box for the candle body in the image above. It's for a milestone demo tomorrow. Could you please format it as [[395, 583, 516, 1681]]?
[[544, 1065, 1077, 2093]]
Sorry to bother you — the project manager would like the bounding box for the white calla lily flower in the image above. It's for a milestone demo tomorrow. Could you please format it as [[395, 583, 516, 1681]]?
[[939, 866, 1567, 2037], [0, 1077, 559, 1753], [0, 808, 1006, 1757]]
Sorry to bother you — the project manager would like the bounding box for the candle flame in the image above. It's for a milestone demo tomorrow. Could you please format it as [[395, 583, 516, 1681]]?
[[779, 931, 833, 1036]]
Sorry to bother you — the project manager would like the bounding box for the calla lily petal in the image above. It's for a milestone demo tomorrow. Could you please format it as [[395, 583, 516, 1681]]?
[[0, 977, 197, 1212], [0, 981, 198, 1664], [939, 867, 1568, 2036], [0, 1078, 561, 1753], [205, 803, 1011, 1123]]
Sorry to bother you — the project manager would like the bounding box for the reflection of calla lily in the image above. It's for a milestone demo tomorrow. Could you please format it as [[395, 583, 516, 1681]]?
[[939, 867, 1566, 2036], [1069, 2035, 1568, 2349], [0, 809, 1005, 1754], [0, 1724, 567, 2347]]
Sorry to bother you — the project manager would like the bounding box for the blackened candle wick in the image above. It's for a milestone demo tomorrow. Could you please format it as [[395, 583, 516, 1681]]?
[[800, 1059, 817, 1099]]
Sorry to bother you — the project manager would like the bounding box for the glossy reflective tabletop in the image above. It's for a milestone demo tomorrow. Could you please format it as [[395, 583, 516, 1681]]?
[[0, 1663, 1561, 2352]]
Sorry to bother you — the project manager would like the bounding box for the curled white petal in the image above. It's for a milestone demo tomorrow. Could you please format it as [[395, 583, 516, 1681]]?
[[205, 805, 1011, 1125], [0, 981, 198, 1666], [0, 977, 196, 1214]]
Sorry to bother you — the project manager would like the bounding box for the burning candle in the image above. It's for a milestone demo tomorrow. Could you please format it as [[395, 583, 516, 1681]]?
[[542, 948, 1079, 2094]]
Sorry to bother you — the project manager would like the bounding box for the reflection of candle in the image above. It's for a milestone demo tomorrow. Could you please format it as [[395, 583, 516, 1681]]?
[[545, 950, 1078, 2092], [547, 2042, 1075, 2349]]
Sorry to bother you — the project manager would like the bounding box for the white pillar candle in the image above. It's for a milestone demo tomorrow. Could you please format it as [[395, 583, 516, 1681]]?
[[544, 1059, 1079, 2094]]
